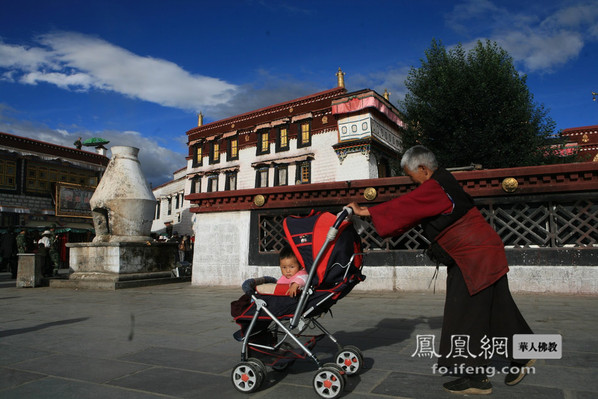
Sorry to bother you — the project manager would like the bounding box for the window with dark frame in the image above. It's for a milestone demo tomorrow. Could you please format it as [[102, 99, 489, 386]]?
[[274, 165, 288, 186], [155, 201, 160, 219], [193, 144, 203, 167], [257, 130, 270, 155], [255, 167, 269, 188], [167, 197, 172, 215], [207, 175, 218, 192], [225, 172, 237, 190], [0, 159, 17, 190], [24, 162, 96, 195], [298, 120, 311, 148], [190, 176, 201, 194], [296, 160, 311, 184], [276, 126, 289, 152], [228, 136, 239, 160], [210, 141, 220, 164]]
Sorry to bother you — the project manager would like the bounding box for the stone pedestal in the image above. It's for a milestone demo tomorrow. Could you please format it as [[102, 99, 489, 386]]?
[[60, 242, 178, 289], [16, 253, 45, 288]]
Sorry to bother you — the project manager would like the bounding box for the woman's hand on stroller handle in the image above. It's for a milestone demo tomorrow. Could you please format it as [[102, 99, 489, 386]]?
[[346, 202, 370, 217]]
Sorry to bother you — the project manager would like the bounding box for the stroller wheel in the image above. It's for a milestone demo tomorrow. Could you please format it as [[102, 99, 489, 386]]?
[[313, 364, 345, 399], [231, 361, 264, 393], [334, 345, 364, 375], [247, 357, 267, 378]]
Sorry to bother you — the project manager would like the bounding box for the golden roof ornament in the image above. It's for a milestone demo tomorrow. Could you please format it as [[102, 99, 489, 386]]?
[[197, 112, 204, 127], [336, 67, 345, 88], [383, 89, 390, 100]]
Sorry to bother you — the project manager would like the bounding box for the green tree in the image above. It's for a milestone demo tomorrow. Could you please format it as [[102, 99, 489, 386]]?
[[398, 39, 568, 168]]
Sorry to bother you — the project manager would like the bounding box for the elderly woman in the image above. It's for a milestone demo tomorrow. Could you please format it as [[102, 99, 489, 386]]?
[[347, 145, 534, 395]]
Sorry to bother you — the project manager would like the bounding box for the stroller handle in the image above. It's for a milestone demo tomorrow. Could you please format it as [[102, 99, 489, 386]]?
[[332, 206, 353, 230]]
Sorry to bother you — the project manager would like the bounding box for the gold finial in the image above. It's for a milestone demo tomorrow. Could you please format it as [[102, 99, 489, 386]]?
[[197, 112, 204, 126], [383, 89, 390, 100], [336, 67, 345, 88]]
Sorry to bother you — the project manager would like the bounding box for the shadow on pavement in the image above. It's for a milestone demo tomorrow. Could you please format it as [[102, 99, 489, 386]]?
[[0, 317, 89, 338]]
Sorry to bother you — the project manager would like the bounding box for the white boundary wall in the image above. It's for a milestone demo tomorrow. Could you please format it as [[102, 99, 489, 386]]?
[[191, 210, 598, 295]]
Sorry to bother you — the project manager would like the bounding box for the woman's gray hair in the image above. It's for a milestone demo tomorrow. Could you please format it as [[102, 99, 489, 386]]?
[[400, 145, 438, 172]]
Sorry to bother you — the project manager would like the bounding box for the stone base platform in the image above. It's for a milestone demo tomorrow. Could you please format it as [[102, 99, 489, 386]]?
[[49, 272, 191, 290], [62, 241, 180, 290]]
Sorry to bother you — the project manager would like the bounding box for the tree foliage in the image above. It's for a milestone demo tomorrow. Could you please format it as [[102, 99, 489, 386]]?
[[398, 39, 569, 169]]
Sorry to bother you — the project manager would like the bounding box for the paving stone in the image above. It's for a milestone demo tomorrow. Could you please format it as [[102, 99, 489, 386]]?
[[0, 279, 596, 398], [11, 353, 150, 383], [108, 367, 241, 398], [0, 377, 164, 399], [0, 368, 44, 391], [119, 346, 237, 374]]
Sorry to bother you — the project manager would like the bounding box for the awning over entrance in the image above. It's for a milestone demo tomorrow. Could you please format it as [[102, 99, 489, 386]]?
[[24, 220, 94, 233]]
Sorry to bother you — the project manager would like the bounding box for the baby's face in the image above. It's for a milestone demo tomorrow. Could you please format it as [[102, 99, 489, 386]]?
[[280, 256, 301, 278]]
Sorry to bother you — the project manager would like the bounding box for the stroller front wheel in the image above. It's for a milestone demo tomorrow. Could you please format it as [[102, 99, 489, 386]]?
[[334, 345, 364, 375], [313, 364, 345, 399], [231, 361, 264, 393]]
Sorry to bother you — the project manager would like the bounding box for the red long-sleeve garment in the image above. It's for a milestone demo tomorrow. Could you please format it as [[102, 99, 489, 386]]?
[[369, 179, 454, 237], [368, 178, 508, 295]]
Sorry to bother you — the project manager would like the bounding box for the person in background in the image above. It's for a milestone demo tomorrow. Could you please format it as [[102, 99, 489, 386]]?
[[0, 227, 17, 278], [178, 235, 190, 262], [38, 230, 53, 277], [16, 229, 28, 254], [48, 225, 60, 276]]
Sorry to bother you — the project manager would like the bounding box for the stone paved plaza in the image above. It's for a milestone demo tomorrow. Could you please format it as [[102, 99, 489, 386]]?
[[1, 275, 597, 398]]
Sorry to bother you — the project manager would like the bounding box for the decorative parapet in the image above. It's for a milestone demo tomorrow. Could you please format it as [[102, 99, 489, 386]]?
[[187, 162, 598, 213]]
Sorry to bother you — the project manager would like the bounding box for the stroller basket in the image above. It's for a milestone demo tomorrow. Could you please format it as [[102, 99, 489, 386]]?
[[231, 208, 366, 399]]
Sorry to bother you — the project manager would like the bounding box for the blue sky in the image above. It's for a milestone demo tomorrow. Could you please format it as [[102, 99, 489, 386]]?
[[1, 0, 597, 186]]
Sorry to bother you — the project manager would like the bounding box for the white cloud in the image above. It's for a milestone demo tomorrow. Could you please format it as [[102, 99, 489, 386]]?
[[446, 0, 598, 72], [0, 105, 182, 187], [499, 30, 584, 71], [350, 66, 411, 104], [0, 32, 238, 112], [204, 70, 323, 120]]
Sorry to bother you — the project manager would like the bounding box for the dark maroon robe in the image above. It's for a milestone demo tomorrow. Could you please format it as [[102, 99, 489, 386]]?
[[369, 175, 508, 295], [368, 169, 532, 370]]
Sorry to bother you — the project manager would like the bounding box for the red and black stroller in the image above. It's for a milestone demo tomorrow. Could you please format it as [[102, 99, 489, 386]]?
[[231, 207, 366, 398]]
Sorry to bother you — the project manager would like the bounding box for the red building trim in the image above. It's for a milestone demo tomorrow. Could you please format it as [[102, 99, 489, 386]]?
[[0, 132, 109, 166], [562, 125, 598, 161], [187, 162, 598, 213], [185, 88, 348, 159]]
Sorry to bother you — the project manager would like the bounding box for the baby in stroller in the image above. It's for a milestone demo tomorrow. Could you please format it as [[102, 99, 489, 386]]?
[[242, 244, 307, 298], [231, 245, 307, 341], [230, 208, 367, 399]]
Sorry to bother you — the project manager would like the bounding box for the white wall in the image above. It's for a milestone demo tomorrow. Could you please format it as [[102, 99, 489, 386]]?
[[190, 209, 598, 294], [192, 211, 251, 286]]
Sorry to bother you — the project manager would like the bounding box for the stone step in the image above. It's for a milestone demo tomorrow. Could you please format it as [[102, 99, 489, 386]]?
[[49, 275, 191, 290]]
